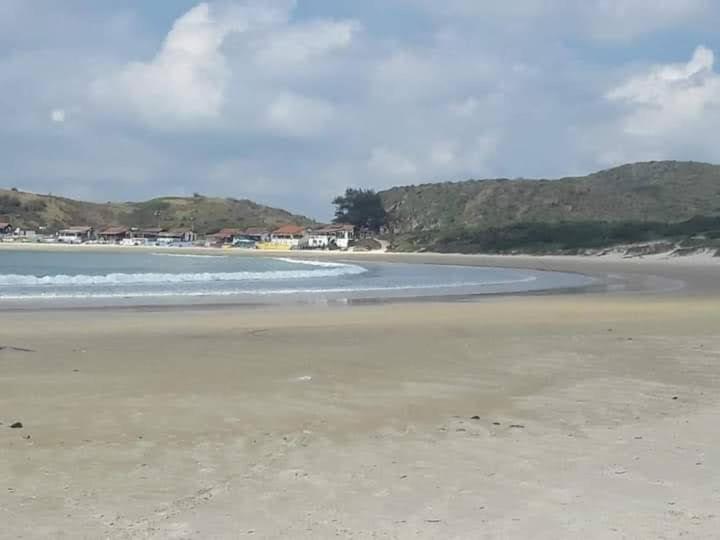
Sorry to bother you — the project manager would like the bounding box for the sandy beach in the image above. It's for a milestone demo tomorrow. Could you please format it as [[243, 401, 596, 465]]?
[[2, 252, 720, 538]]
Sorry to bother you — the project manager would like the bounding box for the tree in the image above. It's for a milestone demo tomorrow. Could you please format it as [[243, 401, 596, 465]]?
[[332, 188, 386, 232]]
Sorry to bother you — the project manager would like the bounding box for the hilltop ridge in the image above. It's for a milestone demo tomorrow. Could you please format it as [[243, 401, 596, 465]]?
[[380, 161, 720, 234], [0, 190, 312, 234], [379, 161, 720, 253]]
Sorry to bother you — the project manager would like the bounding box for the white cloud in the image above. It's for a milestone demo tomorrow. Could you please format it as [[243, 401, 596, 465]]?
[[607, 46, 720, 136], [50, 109, 66, 123], [449, 97, 480, 117], [585, 0, 709, 40], [368, 136, 498, 184], [265, 92, 335, 137], [372, 50, 461, 104], [253, 19, 357, 70], [430, 141, 457, 167], [368, 148, 418, 179], [92, 2, 285, 126], [406, 0, 711, 40]]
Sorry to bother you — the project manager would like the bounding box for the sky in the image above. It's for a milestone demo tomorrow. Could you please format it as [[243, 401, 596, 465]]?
[[2, 0, 720, 219]]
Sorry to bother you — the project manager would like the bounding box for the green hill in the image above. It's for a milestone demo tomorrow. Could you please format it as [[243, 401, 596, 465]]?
[[380, 161, 720, 253], [0, 190, 312, 234]]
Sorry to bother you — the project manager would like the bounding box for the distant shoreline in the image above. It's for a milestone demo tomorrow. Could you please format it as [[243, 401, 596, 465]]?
[[1, 240, 719, 266], [1, 241, 719, 303]]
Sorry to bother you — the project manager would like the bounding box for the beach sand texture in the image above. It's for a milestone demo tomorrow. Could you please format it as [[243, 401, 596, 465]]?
[[1, 255, 720, 538]]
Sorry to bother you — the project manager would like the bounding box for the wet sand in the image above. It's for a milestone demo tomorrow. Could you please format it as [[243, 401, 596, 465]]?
[[1, 255, 720, 538]]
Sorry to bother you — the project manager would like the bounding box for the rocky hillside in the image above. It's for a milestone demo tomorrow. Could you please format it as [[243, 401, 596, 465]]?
[[381, 161, 720, 234], [0, 190, 312, 234]]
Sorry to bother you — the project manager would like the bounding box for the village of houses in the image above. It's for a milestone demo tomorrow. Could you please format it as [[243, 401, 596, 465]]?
[[0, 221, 361, 251]]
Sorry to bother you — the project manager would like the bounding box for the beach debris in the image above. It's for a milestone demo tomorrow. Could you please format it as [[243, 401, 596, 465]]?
[[295, 376, 313, 382], [0, 346, 35, 353], [10, 422, 23, 429], [493, 422, 502, 426], [23, 435, 31, 440], [672, 396, 679, 400], [425, 519, 442, 524], [509, 424, 525, 429], [470, 415, 481, 420]]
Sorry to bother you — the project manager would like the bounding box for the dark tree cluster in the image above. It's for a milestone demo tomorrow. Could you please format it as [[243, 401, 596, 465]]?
[[332, 188, 386, 232], [426, 216, 720, 254]]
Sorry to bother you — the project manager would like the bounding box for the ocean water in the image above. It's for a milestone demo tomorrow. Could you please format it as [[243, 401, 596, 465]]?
[[0, 250, 593, 306]]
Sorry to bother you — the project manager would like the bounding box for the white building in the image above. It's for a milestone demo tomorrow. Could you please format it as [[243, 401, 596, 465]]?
[[270, 225, 306, 247], [57, 226, 93, 243], [303, 224, 355, 250], [157, 229, 197, 245]]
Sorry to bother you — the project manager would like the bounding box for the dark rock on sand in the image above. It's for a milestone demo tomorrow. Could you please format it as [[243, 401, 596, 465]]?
[[0, 346, 35, 353], [10, 422, 23, 429]]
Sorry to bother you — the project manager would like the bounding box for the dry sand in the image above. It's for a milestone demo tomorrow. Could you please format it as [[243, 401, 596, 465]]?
[[1, 254, 720, 539]]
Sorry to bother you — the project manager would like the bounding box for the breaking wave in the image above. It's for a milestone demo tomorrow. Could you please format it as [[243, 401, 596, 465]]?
[[0, 276, 538, 300], [0, 260, 367, 287]]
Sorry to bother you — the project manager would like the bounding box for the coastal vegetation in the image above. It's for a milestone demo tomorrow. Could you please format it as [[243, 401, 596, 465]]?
[[332, 188, 386, 232], [393, 216, 720, 254], [381, 161, 720, 253], [0, 190, 311, 234], [381, 161, 720, 231]]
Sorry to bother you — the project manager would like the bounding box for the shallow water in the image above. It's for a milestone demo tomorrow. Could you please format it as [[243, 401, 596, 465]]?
[[0, 250, 594, 306]]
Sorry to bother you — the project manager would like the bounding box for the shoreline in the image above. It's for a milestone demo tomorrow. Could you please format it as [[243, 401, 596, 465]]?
[[2, 239, 719, 265], [1, 242, 718, 309]]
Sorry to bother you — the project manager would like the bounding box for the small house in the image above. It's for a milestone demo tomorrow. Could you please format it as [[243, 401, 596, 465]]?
[[270, 225, 306, 248], [157, 229, 197, 245], [57, 226, 94, 244], [133, 227, 165, 243], [210, 228, 243, 246], [242, 227, 271, 243], [98, 226, 129, 243], [303, 224, 355, 250]]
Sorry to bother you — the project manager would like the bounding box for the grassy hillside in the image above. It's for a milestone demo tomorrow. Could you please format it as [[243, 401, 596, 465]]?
[[381, 161, 720, 253], [0, 190, 312, 234], [381, 161, 720, 233]]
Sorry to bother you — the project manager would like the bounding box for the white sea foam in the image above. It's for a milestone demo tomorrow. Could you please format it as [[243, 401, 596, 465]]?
[[0, 276, 539, 300], [151, 253, 228, 259], [0, 260, 367, 287]]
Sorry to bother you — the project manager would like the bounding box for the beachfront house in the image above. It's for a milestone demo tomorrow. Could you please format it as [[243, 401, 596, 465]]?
[[242, 228, 271, 243], [270, 225, 306, 248], [210, 228, 242, 246], [132, 227, 165, 243], [57, 226, 94, 244], [303, 224, 355, 250], [98, 226, 129, 243], [0, 222, 12, 237], [157, 229, 197, 245], [227, 227, 270, 248]]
